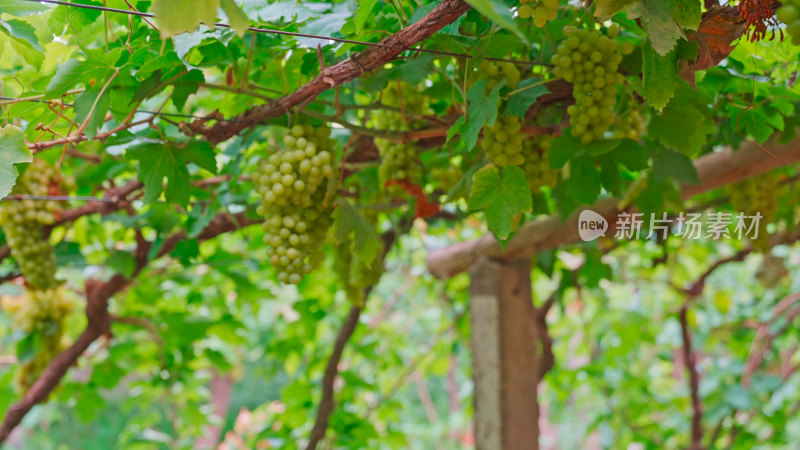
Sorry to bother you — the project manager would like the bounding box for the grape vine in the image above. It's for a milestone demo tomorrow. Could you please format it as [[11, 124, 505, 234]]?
[[254, 125, 337, 284]]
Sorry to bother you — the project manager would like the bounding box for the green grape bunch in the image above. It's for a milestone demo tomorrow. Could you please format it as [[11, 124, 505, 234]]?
[[522, 134, 559, 192], [333, 234, 385, 307], [777, 1, 800, 45], [369, 82, 433, 193], [551, 25, 632, 144], [254, 125, 337, 284], [2, 288, 74, 389], [611, 108, 647, 140], [518, 0, 559, 28], [477, 60, 521, 91], [482, 116, 525, 166], [727, 171, 780, 252], [0, 159, 73, 290]]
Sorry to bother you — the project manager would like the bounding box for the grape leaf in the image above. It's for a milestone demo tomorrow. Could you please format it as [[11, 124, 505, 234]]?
[[641, 41, 678, 111], [0, 0, 49, 16], [461, 0, 528, 43], [220, 0, 249, 36], [126, 141, 218, 206], [152, 0, 219, 38], [0, 19, 40, 50], [672, 0, 701, 31], [460, 78, 504, 150], [48, 0, 102, 34], [73, 87, 110, 140], [737, 108, 776, 144], [548, 132, 622, 169], [469, 165, 531, 240], [333, 198, 381, 266], [0, 126, 33, 199], [504, 80, 549, 117], [651, 146, 699, 184], [629, 0, 683, 56], [594, 0, 636, 20], [566, 157, 602, 205], [44, 49, 120, 99], [648, 85, 714, 156], [354, 0, 379, 34]]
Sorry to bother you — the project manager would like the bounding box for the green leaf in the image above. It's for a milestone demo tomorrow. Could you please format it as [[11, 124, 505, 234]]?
[[333, 198, 381, 266], [598, 155, 622, 197], [651, 147, 699, 184], [152, 0, 219, 38], [9, 36, 43, 70], [220, 0, 249, 36], [613, 139, 650, 171], [469, 165, 532, 240], [461, 0, 528, 43], [594, 0, 636, 20], [461, 78, 504, 150], [44, 56, 112, 99], [1, 19, 40, 50], [672, 0, 701, 31], [630, 0, 683, 56], [641, 42, 678, 111], [738, 108, 778, 143], [108, 250, 137, 278], [354, 0, 379, 34], [548, 132, 622, 169], [0, 0, 49, 16], [566, 157, 602, 204], [73, 87, 110, 140], [48, 0, 102, 33], [504, 80, 549, 117], [0, 126, 33, 199], [648, 85, 714, 155], [126, 141, 217, 206], [172, 69, 206, 110]]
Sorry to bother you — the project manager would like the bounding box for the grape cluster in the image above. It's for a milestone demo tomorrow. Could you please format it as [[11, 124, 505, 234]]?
[[551, 26, 627, 144], [522, 135, 558, 192], [254, 125, 337, 284], [370, 82, 432, 192], [430, 165, 463, 192], [777, 1, 800, 45], [482, 116, 525, 166], [478, 60, 521, 91], [611, 108, 646, 140], [518, 0, 558, 28], [333, 236, 384, 307], [0, 159, 69, 290], [727, 171, 779, 252], [2, 288, 73, 389]]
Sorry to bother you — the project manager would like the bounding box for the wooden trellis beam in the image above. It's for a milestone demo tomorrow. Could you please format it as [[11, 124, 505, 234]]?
[[427, 137, 800, 279]]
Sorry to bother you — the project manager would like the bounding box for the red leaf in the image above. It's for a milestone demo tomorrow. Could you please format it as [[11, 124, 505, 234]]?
[[384, 179, 441, 219]]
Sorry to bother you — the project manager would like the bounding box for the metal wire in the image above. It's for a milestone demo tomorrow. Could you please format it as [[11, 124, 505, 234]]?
[[26, 0, 549, 67], [1, 194, 116, 202], [0, 96, 245, 122]]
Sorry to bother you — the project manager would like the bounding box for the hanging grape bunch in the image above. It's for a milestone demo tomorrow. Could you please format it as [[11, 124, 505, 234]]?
[[727, 171, 780, 252], [254, 125, 337, 284], [478, 60, 521, 91], [369, 82, 433, 194], [522, 134, 559, 192], [777, 0, 800, 44], [2, 288, 74, 388], [430, 164, 463, 193], [0, 159, 70, 290], [551, 25, 631, 144], [333, 235, 385, 307], [518, 0, 559, 28], [482, 116, 525, 166], [611, 108, 646, 140]]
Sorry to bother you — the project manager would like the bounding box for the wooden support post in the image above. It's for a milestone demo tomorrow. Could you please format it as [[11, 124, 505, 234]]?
[[470, 258, 540, 450]]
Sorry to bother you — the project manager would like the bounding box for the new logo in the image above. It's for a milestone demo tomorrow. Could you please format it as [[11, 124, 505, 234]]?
[[578, 209, 608, 241]]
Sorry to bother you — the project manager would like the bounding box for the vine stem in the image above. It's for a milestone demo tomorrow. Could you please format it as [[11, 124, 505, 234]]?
[[504, 77, 559, 98], [0, 89, 85, 106]]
